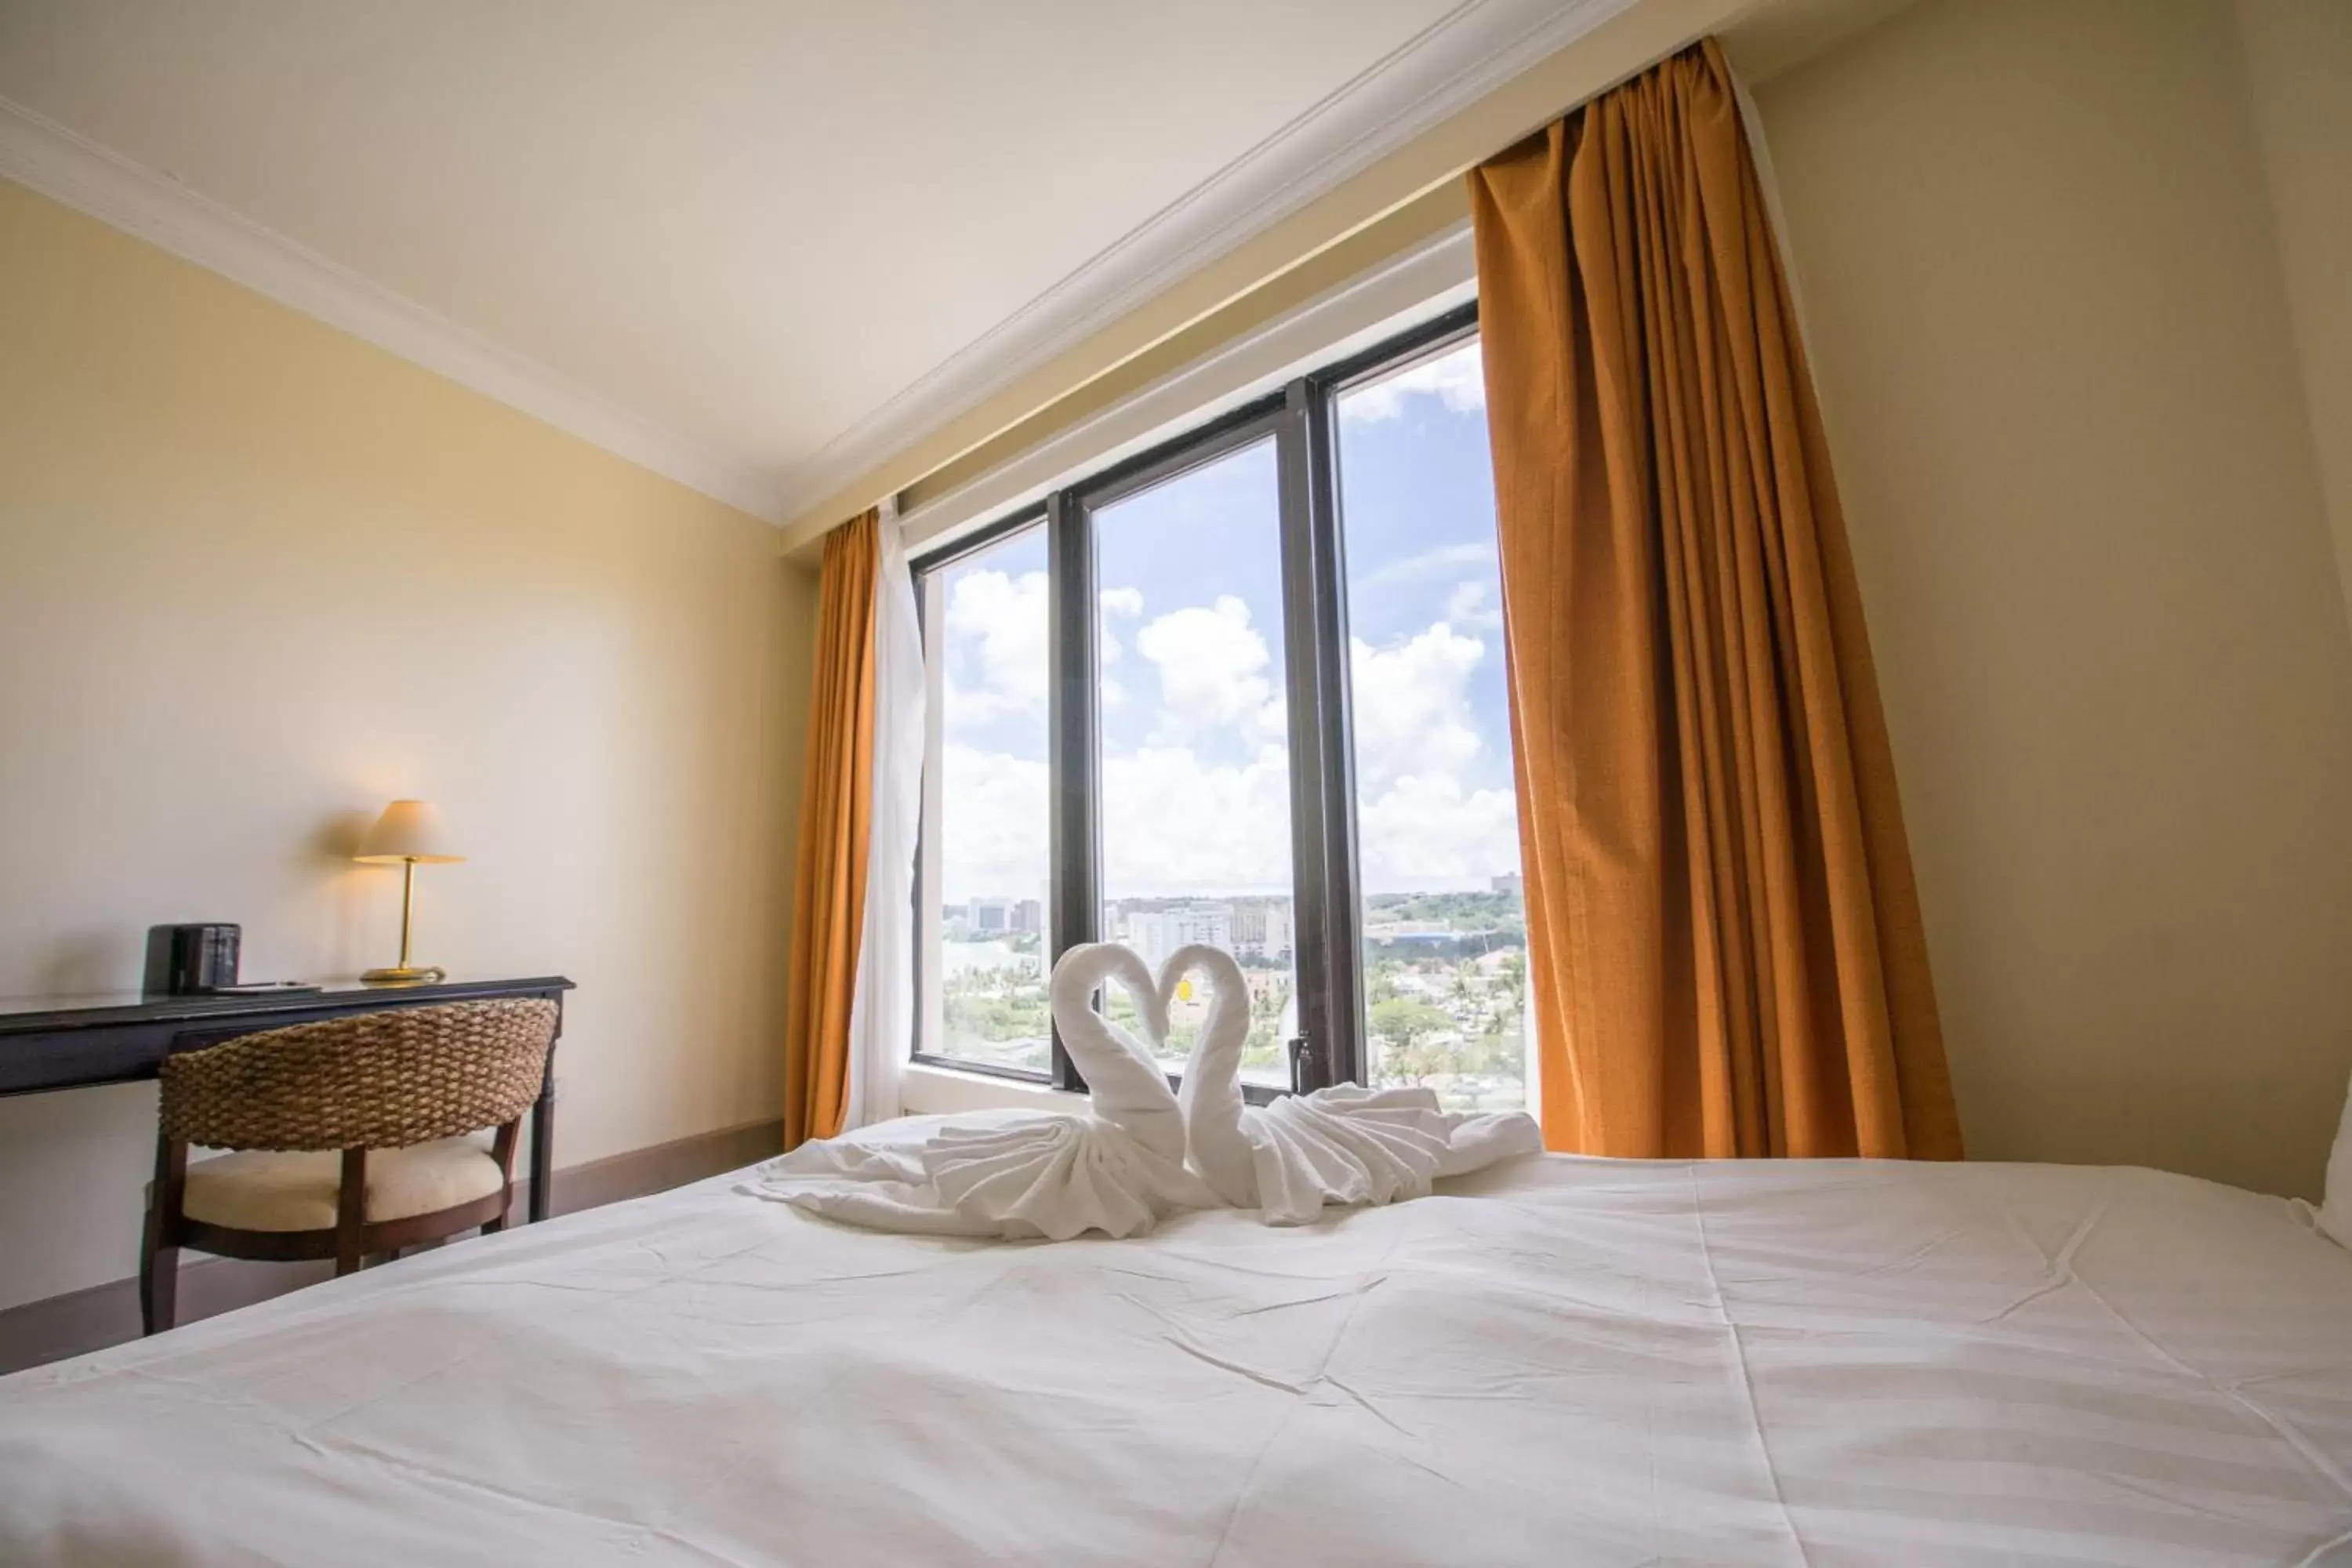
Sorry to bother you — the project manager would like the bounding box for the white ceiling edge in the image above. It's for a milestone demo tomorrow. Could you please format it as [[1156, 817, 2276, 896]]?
[[0, 0, 1632, 535], [775, 0, 1636, 524], [898, 222, 1479, 561], [0, 95, 784, 523]]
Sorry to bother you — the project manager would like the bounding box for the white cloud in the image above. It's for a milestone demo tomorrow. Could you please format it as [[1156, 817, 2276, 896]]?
[[1353, 540, 1494, 592], [1348, 619, 1521, 890], [1349, 622, 1486, 793], [1102, 743, 1296, 897], [940, 604, 1523, 902], [943, 568, 1047, 727], [938, 742, 1050, 903], [1340, 341, 1486, 425], [1358, 771, 1521, 891], [1133, 594, 1284, 745], [1098, 586, 1141, 705], [939, 735, 1298, 902], [1445, 577, 1502, 632]]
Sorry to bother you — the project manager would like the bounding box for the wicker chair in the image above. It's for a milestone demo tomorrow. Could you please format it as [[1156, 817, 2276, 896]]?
[[140, 999, 559, 1334]]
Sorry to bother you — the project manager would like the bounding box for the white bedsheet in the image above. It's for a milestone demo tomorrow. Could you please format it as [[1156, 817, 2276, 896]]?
[[6, 1143, 2352, 1566]]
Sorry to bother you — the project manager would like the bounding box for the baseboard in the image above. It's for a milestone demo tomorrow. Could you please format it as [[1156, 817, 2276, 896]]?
[[526, 1115, 782, 1218], [0, 1116, 783, 1377]]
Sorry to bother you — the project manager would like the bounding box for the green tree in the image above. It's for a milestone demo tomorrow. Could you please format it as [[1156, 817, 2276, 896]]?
[[1367, 996, 1452, 1064], [1369, 994, 1446, 1038]]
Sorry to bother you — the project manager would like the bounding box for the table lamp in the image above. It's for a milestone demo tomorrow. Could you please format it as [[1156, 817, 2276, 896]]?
[[356, 800, 464, 983]]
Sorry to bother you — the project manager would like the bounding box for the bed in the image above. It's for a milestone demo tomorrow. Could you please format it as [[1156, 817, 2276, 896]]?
[[5, 1132, 2351, 1566]]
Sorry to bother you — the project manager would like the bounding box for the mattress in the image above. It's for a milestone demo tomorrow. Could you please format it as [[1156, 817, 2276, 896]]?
[[5, 1143, 2351, 1566]]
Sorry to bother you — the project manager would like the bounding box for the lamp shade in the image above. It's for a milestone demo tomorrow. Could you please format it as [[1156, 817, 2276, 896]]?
[[355, 800, 464, 864]]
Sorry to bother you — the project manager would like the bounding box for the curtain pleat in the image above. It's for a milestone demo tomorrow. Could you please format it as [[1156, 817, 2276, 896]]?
[[782, 510, 880, 1149], [1468, 38, 1962, 1160]]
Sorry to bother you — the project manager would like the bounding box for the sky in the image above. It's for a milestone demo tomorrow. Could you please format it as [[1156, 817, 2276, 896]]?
[[934, 339, 1519, 907]]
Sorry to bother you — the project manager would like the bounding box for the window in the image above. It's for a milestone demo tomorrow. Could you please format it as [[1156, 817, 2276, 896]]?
[[917, 519, 1052, 1074], [1090, 437, 1298, 1087], [1333, 339, 1530, 1113], [913, 304, 1531, 1113]]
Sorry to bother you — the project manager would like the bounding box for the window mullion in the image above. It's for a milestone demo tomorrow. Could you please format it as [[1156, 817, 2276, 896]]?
[[1305, 378, 1366, 1090], [1274, 379, 1363, 1091], [1046, 486, 1098, 1093]]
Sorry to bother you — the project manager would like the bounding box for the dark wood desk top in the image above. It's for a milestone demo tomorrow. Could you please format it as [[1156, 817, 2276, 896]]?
[[0, 975, 576, 1097], [0, 975, 575, 1035]]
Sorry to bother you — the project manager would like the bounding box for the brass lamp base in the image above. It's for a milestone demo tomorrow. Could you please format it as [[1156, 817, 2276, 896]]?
[[361, 963, 446, 985], [361, 855, 450, 985]]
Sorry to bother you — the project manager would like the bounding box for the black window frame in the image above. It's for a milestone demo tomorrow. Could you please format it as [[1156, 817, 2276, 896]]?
[[910, 299, 1483, 1101]]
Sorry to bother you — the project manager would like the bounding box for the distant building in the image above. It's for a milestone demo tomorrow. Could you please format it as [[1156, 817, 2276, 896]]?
[[1012, 898, 1044, 935], [967, 898, 1009, 935], [1490, 873, 1523, 896], [1368, 917, 1453, 943], [1127, 902, 1232, 970], [1232, 899, 1294, 962]]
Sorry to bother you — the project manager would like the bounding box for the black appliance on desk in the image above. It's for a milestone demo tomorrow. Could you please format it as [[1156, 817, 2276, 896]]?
[[143, 924, 241, 996]]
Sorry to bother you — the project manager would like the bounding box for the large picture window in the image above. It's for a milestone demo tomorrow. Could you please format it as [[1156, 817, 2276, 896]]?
[[1091, 434, 1300, 1087], [917, 521, 1053, 1074], [913, 304, 1530, 1112], [1333, 337, 1530, 1112]]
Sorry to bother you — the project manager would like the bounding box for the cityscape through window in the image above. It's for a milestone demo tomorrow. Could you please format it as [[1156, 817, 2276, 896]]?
[[915, 308, 1530, 1114]]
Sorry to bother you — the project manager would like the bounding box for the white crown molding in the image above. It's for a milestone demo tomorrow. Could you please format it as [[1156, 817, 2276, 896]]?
[[772, 0, 1637, 523], [898, 223, 1479, 559], [2, 0, 1629, 532], [0, 95, 783, 523]]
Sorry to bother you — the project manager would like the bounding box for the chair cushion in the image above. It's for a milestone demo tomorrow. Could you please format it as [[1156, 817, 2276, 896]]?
[[181, 1138, 505, 1232]]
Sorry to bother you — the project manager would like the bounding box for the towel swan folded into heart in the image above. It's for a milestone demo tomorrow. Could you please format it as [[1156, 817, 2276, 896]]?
[[746, 942, 1541, 1240]]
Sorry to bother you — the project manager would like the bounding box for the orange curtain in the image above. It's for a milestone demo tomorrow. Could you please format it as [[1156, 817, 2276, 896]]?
[[782, 510, 880, 1149], [1468, 39, 1961, 1161]]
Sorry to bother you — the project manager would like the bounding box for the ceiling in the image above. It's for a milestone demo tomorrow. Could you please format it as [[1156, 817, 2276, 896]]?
[[0, 0, 1642, 521]]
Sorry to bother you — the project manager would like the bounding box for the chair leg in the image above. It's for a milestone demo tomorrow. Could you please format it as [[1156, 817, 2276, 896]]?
[[484, 1119, 520, 1236], [142, 1132, 188, 1335], [335, 1148, 368, 1277], [140, 1239, 178, 1335]]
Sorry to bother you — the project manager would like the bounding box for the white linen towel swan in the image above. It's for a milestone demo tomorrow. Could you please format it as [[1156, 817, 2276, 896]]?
[[749, 942, 1540, 1237], [1166, 943, 1543, 1224], [742, 944, 1214, 1240]]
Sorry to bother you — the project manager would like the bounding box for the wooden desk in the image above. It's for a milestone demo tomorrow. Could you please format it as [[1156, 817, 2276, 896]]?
[[0, 976, 576, 1224]]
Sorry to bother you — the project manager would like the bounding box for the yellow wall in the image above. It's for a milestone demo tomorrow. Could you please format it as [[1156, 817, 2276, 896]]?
[[1757, 0, 2352, 1198], [2234, 0, 2352, 638], [0, 179, 816, 1311]]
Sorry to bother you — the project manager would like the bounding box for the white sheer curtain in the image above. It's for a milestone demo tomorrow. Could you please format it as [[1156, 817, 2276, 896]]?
[[841, 498, 924, 1129]]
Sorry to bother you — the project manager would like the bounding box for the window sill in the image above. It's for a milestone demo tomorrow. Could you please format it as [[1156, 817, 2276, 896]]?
[[898, 1059, 1305, 1117], [898, 1061, 1090, 1117]]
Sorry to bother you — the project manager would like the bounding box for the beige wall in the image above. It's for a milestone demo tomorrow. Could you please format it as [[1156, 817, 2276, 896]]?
[[0, 180, 817, 1312], [2233, 0, 2352, 637], [1756, 0, 2352, 1198]]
